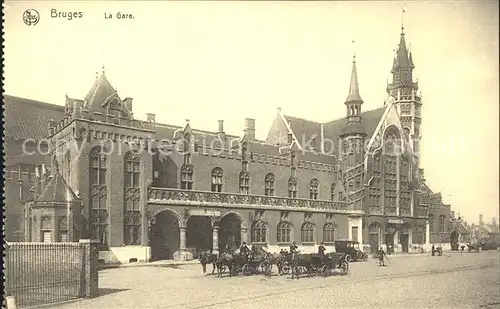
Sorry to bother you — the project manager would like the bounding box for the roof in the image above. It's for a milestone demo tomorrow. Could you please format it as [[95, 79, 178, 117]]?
[[4, 95, 65, 140], [37, 170, 78, 203], [84, 72, 117, 110], [284, 107, 385, 154], [345, 59, 363, 103]]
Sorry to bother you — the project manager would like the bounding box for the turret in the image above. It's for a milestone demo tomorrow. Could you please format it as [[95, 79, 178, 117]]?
[[340, 53, 366, 170]]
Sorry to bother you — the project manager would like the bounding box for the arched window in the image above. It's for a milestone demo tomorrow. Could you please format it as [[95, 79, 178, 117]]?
[[309, 178, 319, 200], [251, 220, 267, 244], [439, 215, 445, 233], [264, 173, 275, 196], [323, 223, 335, 243], [89, 146, 108, 245], [277, 221, 292, 243], [355, 178, 361, 189], [239, 171, 250, 194], [65, 151, 71, 183], [348, 181, 354, 194], [428, 214, 434, 232], [339, 191, 344, 201], [211, 167, 223, 192], [330, 183, 336, 201], [301, 222, 315, 243], [288, 177, 297, 198], [124, 152, 141, 245], [384, 128, 401, 155], [180, 164, 194, 190]]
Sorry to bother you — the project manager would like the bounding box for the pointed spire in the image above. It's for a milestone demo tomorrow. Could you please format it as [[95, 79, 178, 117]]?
[[345, 52, 363, 104]]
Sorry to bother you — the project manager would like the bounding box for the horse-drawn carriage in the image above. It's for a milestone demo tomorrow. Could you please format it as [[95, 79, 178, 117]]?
[[278, 252, 350, 279]]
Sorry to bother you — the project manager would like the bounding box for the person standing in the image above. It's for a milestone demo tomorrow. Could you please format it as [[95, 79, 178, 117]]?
[[318, 242, 326, 264], [377, 247, 387, 266]]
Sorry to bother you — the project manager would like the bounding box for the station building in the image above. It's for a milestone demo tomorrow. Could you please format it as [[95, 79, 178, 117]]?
[[4, 26, 462, 263]]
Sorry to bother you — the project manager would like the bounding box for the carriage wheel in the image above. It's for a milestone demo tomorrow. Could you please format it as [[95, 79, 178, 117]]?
[[321, 265, 330, 277], [356, 251, 363, 260], [261, 262, 272, 276], [345, 254, 352, 263], [282, 265, 290, 275], [340, 261, 349, 275], [243, 264, 252, 276], [311, 266, 320, 277], [362, 253, 368, 261], [259, 261, 270, 276], [231, 266, 240, 276]]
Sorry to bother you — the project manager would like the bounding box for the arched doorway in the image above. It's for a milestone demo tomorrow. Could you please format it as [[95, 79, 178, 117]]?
[[186, 216, 213, 256], [450, 230, 460, 251], [150, 210, 180, 261], [385, 225, 396, 253], [368, 223, 382, 253], [219, 213, 243, 252], [400, 225, 411, 253]]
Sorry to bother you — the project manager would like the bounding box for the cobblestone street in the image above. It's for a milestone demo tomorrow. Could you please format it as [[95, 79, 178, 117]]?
[[54, 251, 499, 309]]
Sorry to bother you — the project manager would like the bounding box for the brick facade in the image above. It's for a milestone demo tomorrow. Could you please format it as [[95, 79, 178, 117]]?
[[5, 26, 459, 262]]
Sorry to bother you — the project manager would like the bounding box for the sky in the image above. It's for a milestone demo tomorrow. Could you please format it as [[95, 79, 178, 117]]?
[[4, 1, 499, 224]]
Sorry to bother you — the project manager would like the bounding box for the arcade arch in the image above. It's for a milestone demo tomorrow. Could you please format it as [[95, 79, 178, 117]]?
[[218, 212, 246, 251], [186, 215, 213, 255], [150, 209, 181, 261]]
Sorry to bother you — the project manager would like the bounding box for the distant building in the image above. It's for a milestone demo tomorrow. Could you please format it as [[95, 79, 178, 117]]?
[[471, 215, 500, 249], [5, 25, 460, 263]]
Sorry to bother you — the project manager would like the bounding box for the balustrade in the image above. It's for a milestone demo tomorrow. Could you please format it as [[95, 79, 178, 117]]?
[[148, 187, 352, 212]]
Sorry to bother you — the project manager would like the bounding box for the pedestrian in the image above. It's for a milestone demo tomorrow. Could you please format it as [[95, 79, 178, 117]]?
[[377, 247, 387, 267], [431, 244, 435, 256], [318, 242, 326, 264]]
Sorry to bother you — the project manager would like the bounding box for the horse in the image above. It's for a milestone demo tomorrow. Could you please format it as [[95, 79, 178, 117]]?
[[263, 251, 287, 276], [198, 251, 218, 276], [216, 251, 248, 278]]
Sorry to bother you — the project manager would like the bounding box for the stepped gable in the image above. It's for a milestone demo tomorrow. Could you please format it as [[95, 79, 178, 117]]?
[[4, 95, 65, 140], [37, 170, 78, 203]]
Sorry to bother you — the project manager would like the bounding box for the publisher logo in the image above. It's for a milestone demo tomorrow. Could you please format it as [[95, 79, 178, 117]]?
[[23, 9, 40, 26]]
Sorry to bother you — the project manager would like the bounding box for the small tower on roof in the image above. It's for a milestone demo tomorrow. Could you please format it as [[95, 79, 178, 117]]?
[[339, 46, 367, 174], [341, 52, 366, 139]]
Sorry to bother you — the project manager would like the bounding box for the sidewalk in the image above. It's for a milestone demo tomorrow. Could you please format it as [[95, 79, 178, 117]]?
[[98, 258, 200, 270]]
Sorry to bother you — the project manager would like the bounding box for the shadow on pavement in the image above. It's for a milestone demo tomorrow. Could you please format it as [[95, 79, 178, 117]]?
[[98, 288, 130, 297]]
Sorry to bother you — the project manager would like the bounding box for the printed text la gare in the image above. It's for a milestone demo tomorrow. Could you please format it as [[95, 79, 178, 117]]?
[[104, 12, 134, 20]]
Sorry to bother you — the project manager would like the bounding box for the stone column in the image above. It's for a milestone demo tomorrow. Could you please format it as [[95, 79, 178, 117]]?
[[179, 226, 187, 251], [241, 227, 248, 245], [212, 226, 219, 254], [425, 220, 430, 245]]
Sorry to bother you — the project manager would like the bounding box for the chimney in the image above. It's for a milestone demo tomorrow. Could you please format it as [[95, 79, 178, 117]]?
[[146, 113, 156, 123], [492, 217, 497, 227], [244, 118, 255, 141], [479, 214, 484, 226], [124, 97, 133, 112], [217, 120, 226, 141], [218, 120, 224, 133], [320, 124, 325, 153]]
